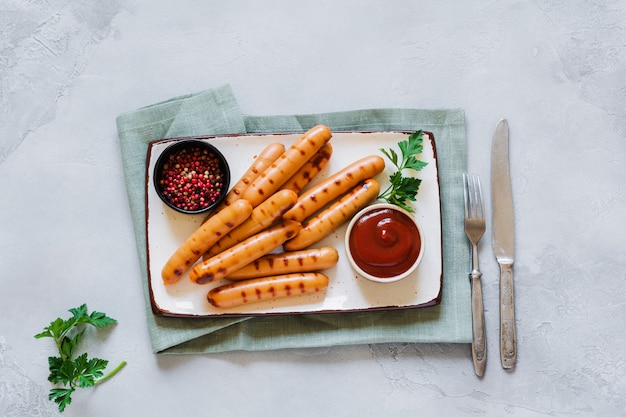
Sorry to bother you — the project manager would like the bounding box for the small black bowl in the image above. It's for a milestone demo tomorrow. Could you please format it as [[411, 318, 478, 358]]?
[[153, 139, 230, 214]]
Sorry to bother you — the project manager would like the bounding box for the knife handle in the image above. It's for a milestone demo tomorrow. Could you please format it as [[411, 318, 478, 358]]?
[[470, 270, 487, 376], [499, 262, 517, 369]]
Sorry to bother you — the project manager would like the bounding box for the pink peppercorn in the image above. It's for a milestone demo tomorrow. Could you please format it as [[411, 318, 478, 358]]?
[[156, 142, 229, 212]]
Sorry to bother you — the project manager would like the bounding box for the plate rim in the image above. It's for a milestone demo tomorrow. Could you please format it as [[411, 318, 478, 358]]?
[[145, 130, 443, 318]]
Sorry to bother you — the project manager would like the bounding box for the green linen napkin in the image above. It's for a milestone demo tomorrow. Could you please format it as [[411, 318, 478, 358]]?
[[116, 84, 471, 354]]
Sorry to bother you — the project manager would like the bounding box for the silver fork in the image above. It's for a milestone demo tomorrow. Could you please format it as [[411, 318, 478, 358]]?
[[463, 174, 487, 376]]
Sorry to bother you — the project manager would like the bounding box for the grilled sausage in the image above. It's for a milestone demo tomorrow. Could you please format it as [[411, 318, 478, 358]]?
[[227, 247, 339, 280], [283, 155, 384, 222], [207, 272, 329, 308], [204, 189, 298, 258], [161, 199, 252, 285], [281, 143, 333, 194], [189, 220, 302, 284], [242, 125, 332, 207], [283, 179, 379, 251]]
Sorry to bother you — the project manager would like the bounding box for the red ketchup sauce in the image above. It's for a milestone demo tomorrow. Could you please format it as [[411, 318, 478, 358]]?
[[348, 207, 421, 278]]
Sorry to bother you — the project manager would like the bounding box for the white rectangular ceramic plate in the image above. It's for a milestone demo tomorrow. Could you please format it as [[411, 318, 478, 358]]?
[[146, 131, 442, 317]]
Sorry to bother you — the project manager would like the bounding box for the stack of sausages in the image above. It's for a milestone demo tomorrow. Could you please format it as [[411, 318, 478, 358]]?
[[160, 125, 385, 309]]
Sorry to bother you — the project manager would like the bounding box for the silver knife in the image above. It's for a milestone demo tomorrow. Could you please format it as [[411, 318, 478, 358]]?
[[491, 119, 517, 369]]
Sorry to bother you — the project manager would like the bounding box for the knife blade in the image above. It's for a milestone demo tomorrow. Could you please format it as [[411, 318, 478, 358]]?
[[491, 119, 517, 369]]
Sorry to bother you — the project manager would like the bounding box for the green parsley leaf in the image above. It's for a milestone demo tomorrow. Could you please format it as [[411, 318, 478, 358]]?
[[380, 147, 399, 167], [378, 130, 428, 212], [86, 310, 118, 328], [49, 388, 74, 413], [35, 304, 126, 413], [47, 356, 65, 384], [72, 353, 108, 388]]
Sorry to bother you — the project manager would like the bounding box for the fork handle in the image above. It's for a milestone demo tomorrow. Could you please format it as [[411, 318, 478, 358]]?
[[470, 270, 487, 376], [499, 262, 517, 369]]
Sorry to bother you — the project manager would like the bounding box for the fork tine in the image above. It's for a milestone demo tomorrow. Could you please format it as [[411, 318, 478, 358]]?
[[465, 174, 483, 220], [472, 174, 484, 220], [466, 174, 476, 219], [468, 174, 476, 219]]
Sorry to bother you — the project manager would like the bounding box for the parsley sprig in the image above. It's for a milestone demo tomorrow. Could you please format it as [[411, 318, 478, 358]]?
[[35, 304, 126, 412], [378, 130, 428, 213]]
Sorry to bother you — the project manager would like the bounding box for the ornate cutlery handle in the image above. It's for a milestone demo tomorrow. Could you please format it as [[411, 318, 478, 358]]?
[[471, 269, 487, 376], [499, 262, 516, 368]]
